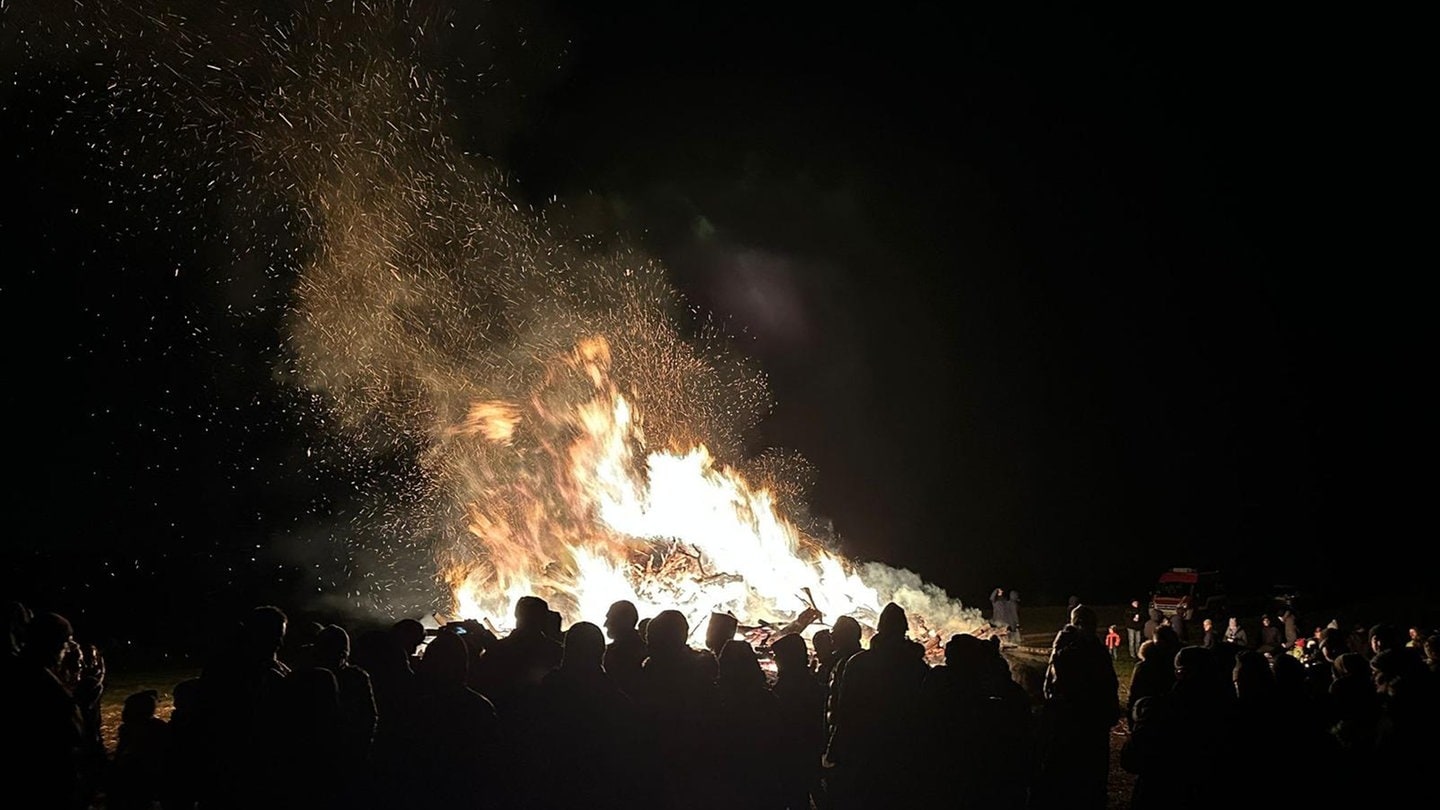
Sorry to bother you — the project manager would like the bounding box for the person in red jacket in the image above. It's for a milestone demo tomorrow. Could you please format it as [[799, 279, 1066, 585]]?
[[1105, 625, 1123, 661]]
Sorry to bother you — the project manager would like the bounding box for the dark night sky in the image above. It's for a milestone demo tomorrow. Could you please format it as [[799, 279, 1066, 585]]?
[[1, 3, 1432, 651]]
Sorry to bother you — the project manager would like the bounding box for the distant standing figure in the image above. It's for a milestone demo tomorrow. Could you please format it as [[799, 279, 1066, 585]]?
[[1105, 626, 1122, 661], [1007, 590, 1022, 646], [1281, 609, 1299, 647], [1143, 608, 1161, 644], [989, 589, 1020, 647], [1200, 618, 1217, 648], [1257, 615, 1281, 654], [1127, 600, 1145, 659], [1224, 617, 1248, 648]]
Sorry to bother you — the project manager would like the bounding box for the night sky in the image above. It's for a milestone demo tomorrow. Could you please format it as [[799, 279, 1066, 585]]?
[[1, 3, 1430, 654]]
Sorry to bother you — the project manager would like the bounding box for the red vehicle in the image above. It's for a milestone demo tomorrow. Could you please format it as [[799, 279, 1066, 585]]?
[[1148, 568, 1225, 618]]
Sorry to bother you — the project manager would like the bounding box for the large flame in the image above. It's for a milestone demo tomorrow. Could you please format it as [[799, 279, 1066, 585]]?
[[444, 336, 973, 646]]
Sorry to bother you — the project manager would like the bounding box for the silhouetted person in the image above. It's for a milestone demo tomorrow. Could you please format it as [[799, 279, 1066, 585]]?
[[1170, 606, 1187, 644], [195, 605, 291, 809], [0, 611, 86, 810], [1370, 647, 1438, 801], [634, 609, 717, 809], [1227, 649, 1280, 807], [1031, 604, 1119, 810], [409, 629, 503, 810], [1122, 646, 1229, 810], [921, 633, 1033, 808], [825, 602, 926, 810], [771, 633, 825, 810], [165, 677, 203, 810], [109, 689, 170, 810], [1327, 651, 1381, 759], [390, 618, 427, 671], [819, 615, 864, 805], [602, 599, 646, 700], [710, 640, 783, 809], [1127, 639, 1172, 727], [533, 621, 637, 809], [544, 609, 564, 643], [351, 628, 415, 810], [281, 619, 325, 672], [472, 596, 562, 725], [812, 628, 836, 682], [275, 666, 344, 810], [313, 624, 377, 802], [1267, 650, 1339, 783]]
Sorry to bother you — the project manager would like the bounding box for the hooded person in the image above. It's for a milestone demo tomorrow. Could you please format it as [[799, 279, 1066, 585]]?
[[1032, 604, 1119, 810], [771, 632, 826, 810], [823, 603, 927, 809], [822, 612, 865, 780]]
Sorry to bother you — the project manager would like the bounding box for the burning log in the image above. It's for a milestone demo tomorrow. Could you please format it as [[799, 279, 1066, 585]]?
[[772, 606, 823, 641], [765, 586, 824, 641]]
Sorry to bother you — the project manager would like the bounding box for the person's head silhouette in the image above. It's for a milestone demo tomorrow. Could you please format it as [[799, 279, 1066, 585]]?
[[419, 630, 469, 687], [514, 596, 549, 634], [877, 603, 908, 637], [390, 619, 426, 656], [771, 632, 808, 676], [604, 600, 639, 639], [832, 615, 862, 652], [561, 621, 605, 671], [23, 612, 72, 668], [315, 624, 351, 669], [645, 610, 689, 654]]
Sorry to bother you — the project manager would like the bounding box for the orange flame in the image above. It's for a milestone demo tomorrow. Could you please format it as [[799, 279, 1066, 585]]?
[[444, 336, 978, 645]]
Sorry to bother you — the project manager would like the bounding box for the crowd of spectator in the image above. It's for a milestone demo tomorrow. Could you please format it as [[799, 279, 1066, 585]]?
[[2, 594, 1436, 809]]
